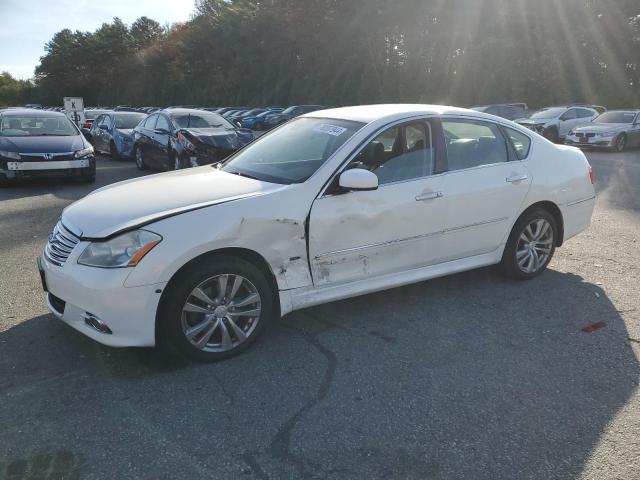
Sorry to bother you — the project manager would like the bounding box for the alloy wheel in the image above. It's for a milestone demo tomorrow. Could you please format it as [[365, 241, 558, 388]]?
[[515, 219, 554, 274], [616, 135, 626, 152], [180, 274, 262, 352]]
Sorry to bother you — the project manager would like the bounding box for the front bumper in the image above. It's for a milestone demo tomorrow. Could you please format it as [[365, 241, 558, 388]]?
[[38, 249, 165, 347], [565, 134, 616, 148], [2, 157, 95, 179]]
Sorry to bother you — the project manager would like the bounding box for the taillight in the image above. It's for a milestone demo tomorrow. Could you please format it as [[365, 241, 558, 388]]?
[[83, 122, 91, 129], [588, 165, 594, 184]]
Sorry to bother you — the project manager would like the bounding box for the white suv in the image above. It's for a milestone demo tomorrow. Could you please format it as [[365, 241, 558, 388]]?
[[517, 106, 600, 142]]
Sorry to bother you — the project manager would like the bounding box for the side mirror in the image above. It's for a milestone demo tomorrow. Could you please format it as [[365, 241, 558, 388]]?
[[235, 121, 242, 127], [99, 124, 108, 130], [339, 168, 378, 191]]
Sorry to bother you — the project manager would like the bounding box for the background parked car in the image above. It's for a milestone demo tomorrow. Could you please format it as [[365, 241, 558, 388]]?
[[81, 108, 111, 136], [263, 105, 325, 129], [516, 105, 601, 142], [470, 103, 528, 120], [241, 108, 284, 130], [89, 111, 147, 159], [565, 109, 640, 152], [132, 108, 255, 171], [0, 108, 95, 185]]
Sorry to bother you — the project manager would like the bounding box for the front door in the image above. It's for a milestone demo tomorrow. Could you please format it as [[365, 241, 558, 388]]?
[[309, 120, 447, 286], [439, 118, 532, 261]]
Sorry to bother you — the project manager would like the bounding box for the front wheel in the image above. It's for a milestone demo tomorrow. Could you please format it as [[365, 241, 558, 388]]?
[[158, 256, 274, 362], [543, 127, 559, 143], [135, 145, 148, 170], [110, 141, 120, 160], [613, 134, 627, 152], [500, 209, 557, 280]]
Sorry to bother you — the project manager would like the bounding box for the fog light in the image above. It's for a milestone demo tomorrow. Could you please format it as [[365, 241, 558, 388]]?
[[84, 313, 112, 334]]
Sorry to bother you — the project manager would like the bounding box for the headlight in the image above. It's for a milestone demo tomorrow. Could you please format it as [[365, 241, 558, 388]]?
[[78, 230, 162, 268], [74, 146, 94, 158], [177, 133, 197, 152], [0, 150, 20, 160], [568, 130, 575, 136], [599, 131, 618, 136]]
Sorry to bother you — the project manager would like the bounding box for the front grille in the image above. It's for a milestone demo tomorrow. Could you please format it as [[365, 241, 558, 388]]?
[[576, 133, 595, 139], [44, 221, 81, 266], [20, 152, 76, 162]]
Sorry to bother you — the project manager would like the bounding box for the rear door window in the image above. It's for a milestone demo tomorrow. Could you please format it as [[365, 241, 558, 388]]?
[[442, 119, 508, 171]]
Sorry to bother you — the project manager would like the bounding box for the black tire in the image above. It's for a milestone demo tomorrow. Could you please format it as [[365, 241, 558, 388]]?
[[543, 127, 559, 143], [614, 134, 627, 152], [109, 141, 120, 160], [135, 145, 148, 170], [157, 256, 274, 362], [500, 208, 557, 280], [83, 175, 96, 183]]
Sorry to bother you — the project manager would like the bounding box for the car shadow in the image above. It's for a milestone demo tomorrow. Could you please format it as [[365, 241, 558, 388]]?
[[0, 268, 637, 479], [0, 156, 145, 202]]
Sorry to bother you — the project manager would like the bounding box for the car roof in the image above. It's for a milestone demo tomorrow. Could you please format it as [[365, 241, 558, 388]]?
[[162, 108, 218, 115], [303, 104, 489, 124]]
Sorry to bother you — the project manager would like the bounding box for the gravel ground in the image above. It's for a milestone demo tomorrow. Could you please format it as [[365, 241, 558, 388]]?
[[0, 149, 638, 480]]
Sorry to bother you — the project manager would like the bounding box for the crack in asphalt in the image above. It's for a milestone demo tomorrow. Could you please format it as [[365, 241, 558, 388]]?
[[243, 314, 338, 479]]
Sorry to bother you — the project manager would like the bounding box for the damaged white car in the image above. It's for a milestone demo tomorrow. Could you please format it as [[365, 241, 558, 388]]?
[[39, 105, 596, 361]]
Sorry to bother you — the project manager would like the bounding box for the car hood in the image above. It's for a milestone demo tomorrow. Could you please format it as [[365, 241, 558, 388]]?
[[574, 123, 629, 133], [181, 128, 254, 149], [62, 167, 283, 239], [0, 135, 86, 153]]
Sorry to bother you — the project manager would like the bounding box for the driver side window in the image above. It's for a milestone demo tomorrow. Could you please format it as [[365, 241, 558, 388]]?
[[347, 121, 434, 185]]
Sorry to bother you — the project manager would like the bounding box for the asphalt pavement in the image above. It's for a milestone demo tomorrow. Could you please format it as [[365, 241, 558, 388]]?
[[0, 149, 639, 479]]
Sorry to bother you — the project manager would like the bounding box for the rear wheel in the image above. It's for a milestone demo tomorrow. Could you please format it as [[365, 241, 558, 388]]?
[[500, 208, 557, 280], [135, 145, 148, 170], [158, 256, 274, 362]]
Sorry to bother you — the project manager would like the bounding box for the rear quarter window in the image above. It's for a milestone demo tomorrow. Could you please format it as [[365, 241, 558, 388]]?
[[504, 128, 532, 160]]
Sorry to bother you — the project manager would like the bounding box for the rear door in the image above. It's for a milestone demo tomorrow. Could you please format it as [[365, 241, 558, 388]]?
[[438, 118, 532, 261], [309, 119, 447, 286]]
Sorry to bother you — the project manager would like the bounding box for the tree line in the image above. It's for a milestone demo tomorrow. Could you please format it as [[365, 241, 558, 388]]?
[[4, 0, 640, 109]]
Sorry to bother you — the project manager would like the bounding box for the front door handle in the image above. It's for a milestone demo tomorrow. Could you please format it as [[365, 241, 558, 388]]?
[[506, 174, 528, 183], [415, 191, 444, 201]]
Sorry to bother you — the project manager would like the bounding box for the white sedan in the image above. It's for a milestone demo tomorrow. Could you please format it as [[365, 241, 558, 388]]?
[[39, 105, 596, 361]]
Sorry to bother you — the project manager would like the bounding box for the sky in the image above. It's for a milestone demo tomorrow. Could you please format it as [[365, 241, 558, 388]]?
[[0, 0, 195, 80]]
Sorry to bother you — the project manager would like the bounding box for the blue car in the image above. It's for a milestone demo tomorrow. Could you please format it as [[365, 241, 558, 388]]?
[[263, 105, 325, 129], [241, 108, 284, 130], [88, 111, 147, 159]]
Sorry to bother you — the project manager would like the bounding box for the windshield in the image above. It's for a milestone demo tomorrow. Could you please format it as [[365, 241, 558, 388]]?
[[85, 110, 109, 120], [594, 111, 637, 124], [173, 112, 234, 129], [530, 108, 565, 120], [0, 115, 79, 137], [281, 107, 297, 114], [221, 117, 364, 184], [114, 113, 146, 129]]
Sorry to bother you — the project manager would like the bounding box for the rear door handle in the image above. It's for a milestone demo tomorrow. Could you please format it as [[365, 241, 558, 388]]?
[[506, 174, 528, 183], [415, 191, 444, 201]]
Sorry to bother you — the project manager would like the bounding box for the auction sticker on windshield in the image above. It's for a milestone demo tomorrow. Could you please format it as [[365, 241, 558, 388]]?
[[314, 124, 347, 136]]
